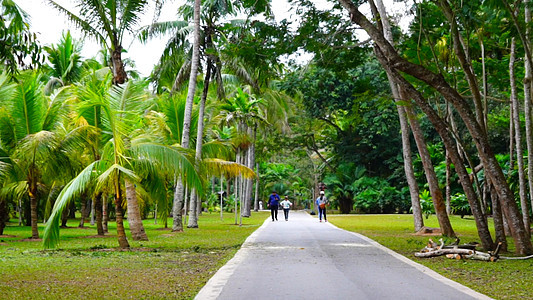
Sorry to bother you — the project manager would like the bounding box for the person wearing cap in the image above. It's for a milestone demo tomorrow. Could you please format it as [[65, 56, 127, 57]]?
[[280, 195, 293, 221], [316, 190, 328, 222], [268, 191, 280, 221]]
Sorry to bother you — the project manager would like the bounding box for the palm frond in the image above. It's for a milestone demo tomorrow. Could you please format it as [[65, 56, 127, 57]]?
[[42, 86, 71, 132], [12, 71, 45, 139], [43, 161, 99, 249], [45, 1, 108, 48], [131, 142, 204, 194], [138, 20, 190, 43], [202, 158, 255, 179], [120, 0, 149, 36], [96, 163, 138, 191], [201, 140, 234, 159]]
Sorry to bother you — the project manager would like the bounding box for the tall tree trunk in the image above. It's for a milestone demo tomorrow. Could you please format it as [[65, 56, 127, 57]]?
[[242, 125, 255, 217], [340, 1, 530, 253], [491, 181, 508, 252], [374, 0, 423, 231], [79, 195, 87, 228], [61, 205, 68, 228], [524, 0, 533, 231], [125, 179, 148, 241], [111, 46, 127, 85], [510, 38, 531, 234], [29, 182, 39, 239], [404, 105, 454, 236], [188, 59, 212, 228], [114, 177, 129, 249], [102, 195, 108, 233], [172, 0, 201, 231], [254, 163, 260, 212], [445, 151, 451, 215], [94, 192, 104, 236], [0, 199, 8, 235]]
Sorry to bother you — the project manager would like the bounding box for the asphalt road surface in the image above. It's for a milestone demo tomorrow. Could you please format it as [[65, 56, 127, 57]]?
[[195, 211, 491, 300]]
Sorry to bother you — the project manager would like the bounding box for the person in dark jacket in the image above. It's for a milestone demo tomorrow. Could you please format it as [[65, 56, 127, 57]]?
[[268, 191, 280, 221]]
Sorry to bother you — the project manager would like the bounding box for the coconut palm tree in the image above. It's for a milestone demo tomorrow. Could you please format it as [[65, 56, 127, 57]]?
[[43, 31, 83, 92], [45, 0, 161, 84], [43, 79, 204, 249], [0, 0, 42, 75], [0, 71, 71, 239]]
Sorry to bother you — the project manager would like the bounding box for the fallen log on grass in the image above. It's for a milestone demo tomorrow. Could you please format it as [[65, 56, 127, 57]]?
[[415, 239, 502, 261]]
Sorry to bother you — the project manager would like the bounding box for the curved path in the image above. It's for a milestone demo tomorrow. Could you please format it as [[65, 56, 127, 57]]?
[[195, 211, 491, 300]]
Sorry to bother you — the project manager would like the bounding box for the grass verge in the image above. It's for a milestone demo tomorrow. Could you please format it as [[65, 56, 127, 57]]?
[[0, 212, 269, 300], [328, 214, 533, 300]]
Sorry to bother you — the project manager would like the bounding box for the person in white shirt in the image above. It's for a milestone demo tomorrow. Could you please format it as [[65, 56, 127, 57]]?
[[316, 191, 328, 222], [280, 196, 293, 221]]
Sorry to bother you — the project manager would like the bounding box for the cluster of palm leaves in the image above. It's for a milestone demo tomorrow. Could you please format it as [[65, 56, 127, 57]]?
[[0, 0, 292, 249]]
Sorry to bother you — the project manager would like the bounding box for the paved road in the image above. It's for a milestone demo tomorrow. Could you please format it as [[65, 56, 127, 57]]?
[[195, 211, 491, 300]]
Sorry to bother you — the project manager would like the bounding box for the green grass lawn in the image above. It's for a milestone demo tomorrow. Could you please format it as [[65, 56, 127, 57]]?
[[328, 214, 533, 300], [3, 212, 532, 299], [0, 212, 269, 300]]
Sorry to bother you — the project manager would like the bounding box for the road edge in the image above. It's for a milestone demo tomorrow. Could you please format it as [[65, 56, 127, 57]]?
[[323, 216, 493, 300], [194, 216, 271, 300]]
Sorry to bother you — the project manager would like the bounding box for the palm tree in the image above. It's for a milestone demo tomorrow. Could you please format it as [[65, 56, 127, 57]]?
[[43, 31, 83, 92], [43, 79, 204, 249], [0, 0, 42, 75], [0, 71, 71, 239], [45, 0, 158, 84]]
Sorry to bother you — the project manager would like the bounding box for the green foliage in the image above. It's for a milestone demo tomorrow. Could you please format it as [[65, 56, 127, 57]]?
[[418, 190, 435, 219], [351, 173, 408, 214], [0, 0, 43, 74], [450, 193, 470, 218]]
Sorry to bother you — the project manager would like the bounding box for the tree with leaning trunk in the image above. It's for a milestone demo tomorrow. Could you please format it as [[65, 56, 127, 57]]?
[[172, 0, 201, 232], [338, 0, 526, 252]]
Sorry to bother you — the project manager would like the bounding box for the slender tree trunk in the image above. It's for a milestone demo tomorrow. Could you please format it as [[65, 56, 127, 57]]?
[[188, 59, 212, 228], [172, 179, 185, 232], [29, 182, 39, 239], [254, 163, 260, 212], [445, 151, 451, 215], [404, 105, 454, 236], [524, 0, 533, 231], [374, 0, 423, 231], [94, 193, 104, 236], [509, 101, 515, 171], [79, 195, 87, 228], [172, 0, 201, 231], [61, 205, 68, 228], [0, 199, 8, 235], [114, 177, 129, 249], [220, 176, 224, 220], [125, 179, 148, 241], [102, 196, 108, 233], [510, 38, 530, 234], [491, 181, 508, 252], [17, 197, 22, 226]]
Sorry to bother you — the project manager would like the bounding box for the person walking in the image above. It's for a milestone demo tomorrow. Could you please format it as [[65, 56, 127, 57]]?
[[316, 191, 328, 222], [280, 196, 293, 221], [268, 191, 280, 221]]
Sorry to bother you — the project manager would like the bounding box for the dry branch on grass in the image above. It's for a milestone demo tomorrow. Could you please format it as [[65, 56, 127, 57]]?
[[415, 238, 502, 261]]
